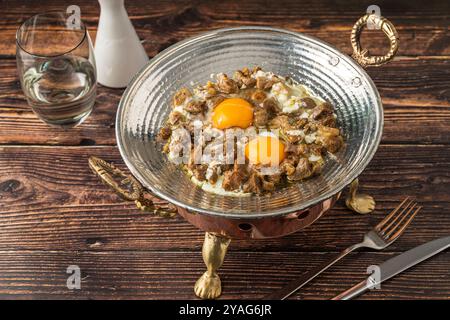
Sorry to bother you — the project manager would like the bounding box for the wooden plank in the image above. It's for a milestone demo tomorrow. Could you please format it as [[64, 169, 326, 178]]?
[[1, 58, 449, 145], [0, 145, 449, 252], [0, 250, 448, 299], [2, 0, 449, 57]]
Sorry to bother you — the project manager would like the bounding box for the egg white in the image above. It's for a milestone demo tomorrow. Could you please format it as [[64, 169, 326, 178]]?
[[191, 175, 250, 197]]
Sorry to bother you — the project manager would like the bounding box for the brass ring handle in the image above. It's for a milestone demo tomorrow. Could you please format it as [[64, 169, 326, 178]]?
[[88, 156, 177, 218], [351, 14, 399, 67]]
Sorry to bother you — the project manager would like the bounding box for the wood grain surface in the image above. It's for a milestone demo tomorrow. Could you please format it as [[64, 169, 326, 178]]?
[[0, 0, 449, 300]]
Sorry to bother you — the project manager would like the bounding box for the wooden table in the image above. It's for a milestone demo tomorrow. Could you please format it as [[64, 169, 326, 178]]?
[[0, 0, 449, 300]]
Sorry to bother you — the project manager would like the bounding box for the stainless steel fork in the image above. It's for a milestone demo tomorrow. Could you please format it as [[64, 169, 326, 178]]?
[[265, 197, 422, 300]]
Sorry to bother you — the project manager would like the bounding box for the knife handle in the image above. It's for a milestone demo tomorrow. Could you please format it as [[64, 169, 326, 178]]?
[[331, 279, 370, 300]]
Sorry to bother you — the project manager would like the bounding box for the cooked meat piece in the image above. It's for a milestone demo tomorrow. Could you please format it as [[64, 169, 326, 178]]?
[[184, 100, 206, 114], [256, 77, 275, 90], [195, 87, 217, 100], [311, 102, 334, 119], [221, 162, 249, 191], [262, 179, 275, 191], [192, 165, 208, 181], [321, 101, 334, 110], [208, 170, 219, 184], [303, 122, 318, 134], [285, 143, 309, 156], [220, 163, 233, 173], [294, 118, 308, 129], [205, 164, 221, 184], [242, 171, 263, 194], [288, 157, 312, 181], [283, 129, 305, 143], [321, 135, 343, 153], [251, 90, 267, 104], [318, 126, 340, 136], [217, 73, 238, 94], [241, 67, 251, 76], [329, 136, 343, 153], [222, 170, 241, 191], [206, 95, 225, 109], [168, 111, 184, 125], [316, 126, 343, 153], [311, 161, 322, 176], [234, 69, 256, 88], [262, 98, 281, 116], [280, 158, 296, 176], [286, 135, 301, 144], [269, 115, 293, 131], [309, 144, 325, 155], [254, 108, 268, 127], [157, 126, 172, 140], [266, 173, 281, 184], [252, 66, 262, 73], [201, 81, 218, 97], [299, 97, 316, 109], [244, 77, 257, 88], [235, 162, 250, 181], [173, 88, 192, 106], [188, 151, 207, 179], [319, 115, 337, 127]]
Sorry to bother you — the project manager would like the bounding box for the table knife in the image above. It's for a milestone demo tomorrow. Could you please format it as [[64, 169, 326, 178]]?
[[332, 235, 450, 300]]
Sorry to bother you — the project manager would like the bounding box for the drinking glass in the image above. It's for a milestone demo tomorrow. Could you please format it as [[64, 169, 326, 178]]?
[[16, 12, 97, 127]]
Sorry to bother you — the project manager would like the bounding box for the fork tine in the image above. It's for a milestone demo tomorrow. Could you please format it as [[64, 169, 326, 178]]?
[[385, 206, 422, 241], [383, 202, 416, 237], [375, 197, 410, 231], [380, 201, 416, 235]]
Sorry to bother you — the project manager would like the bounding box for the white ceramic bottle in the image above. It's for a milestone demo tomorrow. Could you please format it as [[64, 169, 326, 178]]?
[[94, 0, 149, 88]]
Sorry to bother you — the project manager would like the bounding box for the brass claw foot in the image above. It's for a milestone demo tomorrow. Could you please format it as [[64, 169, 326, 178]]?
[[194, 232, 231, 299], [345, 178, 375, 214], [195, 272, 222, 300]]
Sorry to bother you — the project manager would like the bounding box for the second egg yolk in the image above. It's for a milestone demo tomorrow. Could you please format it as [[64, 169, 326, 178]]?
[[245, 135, 286, 166], [212, 98, 253, 129]]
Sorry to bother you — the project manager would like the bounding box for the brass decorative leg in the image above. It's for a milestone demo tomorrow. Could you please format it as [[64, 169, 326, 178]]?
[[345, 178, 375, 214], [194, 232, 231, 299]]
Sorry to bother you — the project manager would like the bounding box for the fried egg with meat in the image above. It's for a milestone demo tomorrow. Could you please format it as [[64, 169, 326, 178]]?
[[158, 67, 343, 196]]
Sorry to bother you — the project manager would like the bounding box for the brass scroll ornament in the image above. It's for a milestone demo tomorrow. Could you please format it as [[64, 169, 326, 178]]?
[[345, 178, 376, 215], [88, 156, 177, 218], [351, 13, 399, 67]]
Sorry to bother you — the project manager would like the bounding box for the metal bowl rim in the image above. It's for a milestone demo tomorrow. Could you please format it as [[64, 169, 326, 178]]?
[[116, 26, 383, 219]]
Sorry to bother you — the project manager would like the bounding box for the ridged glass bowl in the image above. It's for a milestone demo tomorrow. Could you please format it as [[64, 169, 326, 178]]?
[[116, 27, 383, 218]]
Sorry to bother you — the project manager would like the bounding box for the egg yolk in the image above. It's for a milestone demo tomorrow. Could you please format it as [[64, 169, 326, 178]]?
[[212, 98, 253, 129], [245, 135, 286, 166]]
